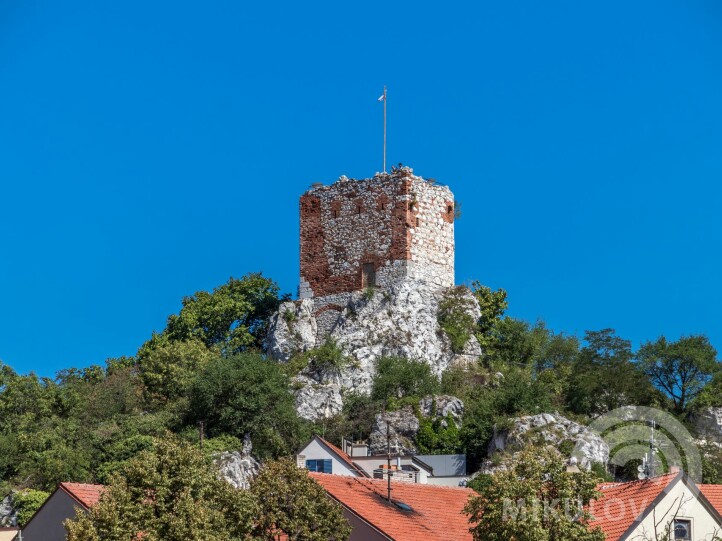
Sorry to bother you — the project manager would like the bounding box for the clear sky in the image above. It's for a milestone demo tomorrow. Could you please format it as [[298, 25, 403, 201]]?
[[1, 0, 721, 376]]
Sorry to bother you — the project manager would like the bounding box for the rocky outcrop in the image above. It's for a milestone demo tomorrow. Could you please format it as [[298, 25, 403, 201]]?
[[0, 493, 17, 527], [486, 413, 609, 471], [367, 395, 465, 455], [214, 435, 259, 490], [293, 376, 344, 421], [267, 281, 481, 409], [419, 395, 464, 428], [265, 299, 317, 363], [691, 407, 722, 441], [370, 407, 420, 455]]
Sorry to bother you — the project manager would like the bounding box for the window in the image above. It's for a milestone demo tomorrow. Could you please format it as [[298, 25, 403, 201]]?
[[674, 519, 691, 540], [306, 459, 332, 474]]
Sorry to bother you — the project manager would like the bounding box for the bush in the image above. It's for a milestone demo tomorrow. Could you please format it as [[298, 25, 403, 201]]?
[[371, 357, 439, 404], [437, 287, 477, 353], [188, 353, 303, 458], [14, 489, 50, 526]]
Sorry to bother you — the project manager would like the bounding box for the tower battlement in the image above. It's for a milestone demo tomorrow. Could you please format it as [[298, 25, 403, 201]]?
[[299, 167, 455, 300]]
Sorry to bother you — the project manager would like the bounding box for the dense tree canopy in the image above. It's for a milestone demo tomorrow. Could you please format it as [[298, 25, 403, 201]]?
[[0, 273, 720, 520], [638, 335, 719, 413], [465, 447, 604, 541]]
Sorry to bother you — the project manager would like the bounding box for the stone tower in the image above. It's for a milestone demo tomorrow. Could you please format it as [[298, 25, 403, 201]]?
[[299, 166, 455, 304]]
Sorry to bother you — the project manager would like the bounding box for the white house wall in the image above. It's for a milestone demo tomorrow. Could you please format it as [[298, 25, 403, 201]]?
[[625, 480, 721, 541]]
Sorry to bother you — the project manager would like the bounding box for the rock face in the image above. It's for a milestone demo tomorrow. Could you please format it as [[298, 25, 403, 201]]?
[[368, 395, 465, 455], [419, 395, 464, 428], [692, 407, 722, 441], [267, 281, 481, 419], [214, 435, 260, 490], [293, 376, 344, 421], [0, 493, 17, 527], [487, 413, 609, 471], [370, 407, 420, 456]]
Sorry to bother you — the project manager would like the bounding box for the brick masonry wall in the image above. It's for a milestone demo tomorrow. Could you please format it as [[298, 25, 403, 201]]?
[[299, 167, 454, 300]]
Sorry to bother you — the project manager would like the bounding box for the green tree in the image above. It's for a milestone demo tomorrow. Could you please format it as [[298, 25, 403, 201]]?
[[64, 437, 257, 541], [188, 353, 303, 458], [139, 339, 214, 403], [141, 273, 282, 356], [471, 282, 508, 349], [251, 458, 351, 541], [370, 356, 439, 405], [13, 489, 50, 526], [638, 335, 719, 414], [464, 446, 604, 541], [567, 329, 656, 415]]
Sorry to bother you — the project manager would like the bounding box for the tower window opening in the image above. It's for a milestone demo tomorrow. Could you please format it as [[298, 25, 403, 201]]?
[[362, 263, 376, 288]]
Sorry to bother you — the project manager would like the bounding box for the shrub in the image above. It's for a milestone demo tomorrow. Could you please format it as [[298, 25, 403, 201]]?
[[437, 287, 477, 354]]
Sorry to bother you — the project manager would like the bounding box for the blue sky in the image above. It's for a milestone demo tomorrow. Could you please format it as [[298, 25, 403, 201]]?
[[1, 0, 721, 376]]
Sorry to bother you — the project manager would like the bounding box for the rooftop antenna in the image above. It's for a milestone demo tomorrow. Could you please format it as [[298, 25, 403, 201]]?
[[377, 86, 387, 173]]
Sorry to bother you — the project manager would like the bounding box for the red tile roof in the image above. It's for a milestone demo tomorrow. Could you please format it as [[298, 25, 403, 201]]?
[[310, 472, 475, 541], [59, 482, 105, 509], [316, 436, 369, 477], [587, 473, 679, 541], [700, 484, 722, 516]]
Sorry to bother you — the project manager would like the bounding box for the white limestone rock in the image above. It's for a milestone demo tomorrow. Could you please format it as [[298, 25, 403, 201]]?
[[419, 395, 464, 428], [487, 413, 609, 471], [692, 407, 722, 441], [0, 493, 17, 527], [369, 407, 420, 455], [214, 435, 260, 490], [265, 299, 317, 362], [266, 281, 482, 418], [293, 376, 344, 421]]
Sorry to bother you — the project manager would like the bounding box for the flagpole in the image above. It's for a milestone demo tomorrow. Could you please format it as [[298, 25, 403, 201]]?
[[383, 86, 387, 173]]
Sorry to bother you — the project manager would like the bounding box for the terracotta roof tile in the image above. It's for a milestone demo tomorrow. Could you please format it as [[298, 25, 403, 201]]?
[[587, 473, 678, 541], [700, 484, 722, 516], [310, 472, 475, 541], [59, 482, 105, 509]]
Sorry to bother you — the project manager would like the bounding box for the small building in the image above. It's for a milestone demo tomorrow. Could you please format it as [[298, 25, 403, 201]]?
[[310, 472, 475, 541], [15, 483, 103, 541], [297, 436, 467, 486], [589, 471, 722, 541]]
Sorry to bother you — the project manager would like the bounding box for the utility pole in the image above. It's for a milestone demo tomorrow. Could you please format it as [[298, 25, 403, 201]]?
[[386, 423, 392, 502], [198, 420, 205, 449], [378, 87, 387, 173]]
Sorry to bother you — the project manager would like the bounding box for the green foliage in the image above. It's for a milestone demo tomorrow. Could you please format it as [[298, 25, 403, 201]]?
[[438, 286, 477, 353], [461, 366, 554, 468], [464, 446, 604, 541], [139, 339, 213, 403], [416, 412, 461, 454], [700, 442, 722, 484], [14, 489, 50, 526], [65, 437, 258, 541], [141, 273, 282, 356], [251, 458, 352, 541], [371, 356, 440, 404], [188, 352, 303, 458], [471, 282, 508, 348], [695, 371, 722, 409], [567, 329, 658, 416], [362, 286, 375, 301], [638, 334, 720, 413], [304, 338, 352, 378], [590, 462, 614, 482]]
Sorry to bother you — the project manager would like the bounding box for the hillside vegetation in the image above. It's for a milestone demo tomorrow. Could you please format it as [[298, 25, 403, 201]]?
[[1, 272, 721, 502]]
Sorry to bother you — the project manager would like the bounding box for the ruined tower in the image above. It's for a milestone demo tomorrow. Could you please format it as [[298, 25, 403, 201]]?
[[299, 166, 455, 307]]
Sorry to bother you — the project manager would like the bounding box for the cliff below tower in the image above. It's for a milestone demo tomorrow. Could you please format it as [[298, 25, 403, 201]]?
[[265, 167, 481, 420]]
